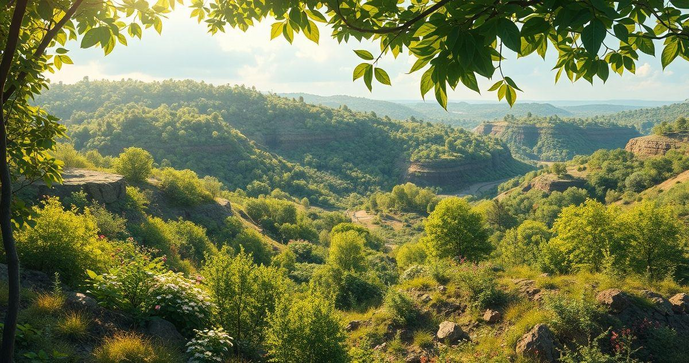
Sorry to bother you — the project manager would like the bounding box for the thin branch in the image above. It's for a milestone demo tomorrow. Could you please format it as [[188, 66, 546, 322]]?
[[333, 0, 455, 35], [3, 0, 85, 103]]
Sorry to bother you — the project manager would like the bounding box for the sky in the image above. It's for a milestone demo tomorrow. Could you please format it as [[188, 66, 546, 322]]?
[[48, 7, 689, 103]]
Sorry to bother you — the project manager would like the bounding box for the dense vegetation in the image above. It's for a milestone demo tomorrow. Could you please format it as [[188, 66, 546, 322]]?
[[37, 80, 524, 205], [475, 114, 640, 161]]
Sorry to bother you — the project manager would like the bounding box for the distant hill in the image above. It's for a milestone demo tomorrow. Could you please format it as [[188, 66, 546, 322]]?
[[474, 116, 641, 161], [559, 104, 642, 117], [280, 93, 426, 121], [591, 101, 689, 133]]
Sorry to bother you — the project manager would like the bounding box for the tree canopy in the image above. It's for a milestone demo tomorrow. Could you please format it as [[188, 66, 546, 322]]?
[[192, 0, 689, 107]]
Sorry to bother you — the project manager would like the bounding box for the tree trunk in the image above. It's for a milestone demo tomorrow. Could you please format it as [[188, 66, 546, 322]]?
[[0, 0, 29, 361]]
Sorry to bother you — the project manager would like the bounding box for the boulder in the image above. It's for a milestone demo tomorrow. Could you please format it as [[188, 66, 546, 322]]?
[[483, 309, 501, 324], [596, 289, 629, 313], [641, 290, 674, 316], [516, 324, 558, 362], [669, 293, 689, 314], [66, 292, 99, 311], [436, 321, 468, 344], [147, 318, 185, 348], [420, 294, 432, 303], [37, 168, 127, 205]]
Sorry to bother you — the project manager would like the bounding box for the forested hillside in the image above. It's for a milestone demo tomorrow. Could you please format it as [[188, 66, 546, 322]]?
[[474, 115, 641, 161], [593, 102, 689, 134], [36, 80, 529, 204]]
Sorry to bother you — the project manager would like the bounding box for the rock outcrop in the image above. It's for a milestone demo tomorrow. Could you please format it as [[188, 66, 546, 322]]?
[[596, 289, 630, 313], [625, 134, 688, 158], [34, 168, 127, 205], [515, 324, 558, 362], [529, 174, 588, 193], [669, 293, 689, 314]]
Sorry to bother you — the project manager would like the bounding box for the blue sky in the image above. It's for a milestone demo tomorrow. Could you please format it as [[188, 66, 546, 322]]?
[[49, 7, 689, 102]]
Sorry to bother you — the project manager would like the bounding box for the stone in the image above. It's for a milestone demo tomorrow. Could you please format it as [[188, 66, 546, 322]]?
[[66, 292, 99, 311], [515, 279, 541, 300], [596, 289, 629, 313], [37, 168, 127, 205], [405, 353, 422, 363], [373, 342, 387, 351], [346, 320, 362, 332], [420, 294, 432, 303], [641, 290, 674, 316], [483, 309, 501, 324], [436, 321, 468, 344], [515, 324, 558, 362], [669, 293, 689, 314], [437, 285, 447, 293], [147, 318, 185, 348]]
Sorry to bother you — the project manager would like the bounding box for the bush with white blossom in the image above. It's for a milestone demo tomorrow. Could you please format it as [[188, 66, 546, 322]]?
[[186, 327, 233, 363], [151, 272, 214, 333]]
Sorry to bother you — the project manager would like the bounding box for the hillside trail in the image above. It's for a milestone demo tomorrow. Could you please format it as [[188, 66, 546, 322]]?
[[442, 177, 512, 197]]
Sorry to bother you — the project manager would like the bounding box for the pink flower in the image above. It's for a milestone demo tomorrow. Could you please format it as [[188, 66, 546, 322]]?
[[99, 234, 105, 239], [161, 256, 167, 262], [155, 305, 161, 311]]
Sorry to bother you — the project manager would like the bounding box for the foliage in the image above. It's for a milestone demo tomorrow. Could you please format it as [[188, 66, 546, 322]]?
[[150, 272, 214, 334], [265, 294, 347, 363], [497, 220, 551, 268], [16, 198, 111, 285], [114, 147, 153, 183], [328, 230, 366, 272], [157, 168, 213, 206], [92, 333, 180, 363], [368, 183, 438, 215], [395, 242, 428, 270], [423, 197, 491, 261], [453, 263, 505, 309], [544, 293, 602, 340], [201, 248, 288, 352], [653, 117, 689, 135], [186, 327, 234, 363], [383, 289, 418, 326]]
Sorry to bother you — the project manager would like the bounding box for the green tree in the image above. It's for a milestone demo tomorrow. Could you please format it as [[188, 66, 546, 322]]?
[[423, 197, 490, 261], [498, 220, 550, 267], [551, 163, 568, 177], [549, 199, 624, 273], [202, 248, 288, 354], [115, 147, 154, 182], [194, 0, 689, 107], [1, 1, 174, 357], [266, 293, 347, 363], [328, 230, 366, 272], [621, 202, 685, 279]]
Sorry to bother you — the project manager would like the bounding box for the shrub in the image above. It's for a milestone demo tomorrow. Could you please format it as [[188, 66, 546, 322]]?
[[114, 147, 154, 182], [186, 327, 234, 363], [266, 294, 347, 363], [287, 240, 325, 264], [454, 263, 505, 309], [202, 249, 288, 351], [158, 168, 212, 206], [93, 333, 179, 363], [87, 246, 166, 318], [328, 231, 366, 272], [169, 219, 217, 264], [88, 203, 128, 240], [150, 272, 214, 334], [395, 242, 427, 269], [544, 293, 601, 340], [52, 143, 94, 169], [225, 229, 272, 265], [16, 198, 111, 284], [383, 289, 418, 326]]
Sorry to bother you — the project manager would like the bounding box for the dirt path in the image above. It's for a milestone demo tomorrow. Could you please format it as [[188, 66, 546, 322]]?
[[443, 178, 512, 197]]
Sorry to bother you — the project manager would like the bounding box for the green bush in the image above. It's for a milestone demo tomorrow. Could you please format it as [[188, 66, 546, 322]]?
[[423, 197, 491, 261], [544, 293, 601, 340], [115, 147, 154, 182], [16, 198, 112, 284], [158, 168, 212, 206], [453, 263, 505, 309], [88, 203, 128, 240], [383, 289, 418, 326], [266, 294, 347, 363]]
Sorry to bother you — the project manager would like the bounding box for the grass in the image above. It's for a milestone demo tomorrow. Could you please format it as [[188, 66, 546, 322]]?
[[93, 332, 183, 363], [413, 330, 434, 349], [30, 292, 65, 315], [56, 311, 90, 340]]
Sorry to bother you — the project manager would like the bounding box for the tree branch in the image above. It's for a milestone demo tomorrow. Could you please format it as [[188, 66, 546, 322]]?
[[3, 0, 85, 103], [333, 0, 455, 35]]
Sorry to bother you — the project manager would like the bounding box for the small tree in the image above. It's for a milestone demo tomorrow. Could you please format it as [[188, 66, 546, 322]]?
[[551, 163, 568, 178], [423, 197, 491, 261], [328, 230, 366, 272], [266, 294, 347, 363], [115, 147, 154, 183]]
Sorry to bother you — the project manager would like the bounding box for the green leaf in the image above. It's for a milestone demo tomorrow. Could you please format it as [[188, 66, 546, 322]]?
[[354, 49, 374, 60], [81, 28, 102, 48], [597, 61, 609, 82], [306, 10, 327, 23], [670, 0, 689, 9], [488, 80, 503, 92], [581, 20, 606, 55], [409, 57, 430, 73], [271, 22, 284, 40], [497, 19, 521, 52], [505, 85, 517, 106], [420, 68, 434, 98], [353, 63, 369, 81], [364, 65, 373, 91], [434, 82, 448, 110], [86, 270, 98, 279], [504, 77, 522, 91], [497, 84, 507, 100], [128, 23, 142, 39], [304, 21, 319, 43], [613, 24, 629, 44], [374, 68, 391, 85], [661, 40, 680, 69], [636, 37, 655, 55], [520, 17, 549, 37], [460, 72, 480, 93]]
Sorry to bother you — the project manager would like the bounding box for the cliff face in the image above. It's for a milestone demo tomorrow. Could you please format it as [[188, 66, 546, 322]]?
[[473, 122, 640, 161], [625, 134, 688, 158], [405, 149, 521, 187], [36, 168, 127, 205]]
